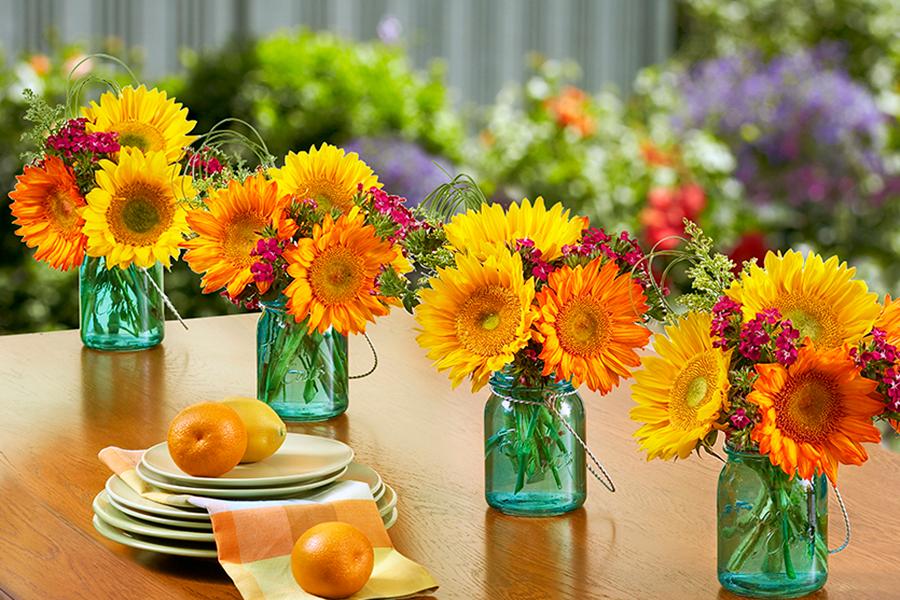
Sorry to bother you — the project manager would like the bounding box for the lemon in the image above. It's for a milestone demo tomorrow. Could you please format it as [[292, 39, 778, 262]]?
[[221, 397, 287, 463]]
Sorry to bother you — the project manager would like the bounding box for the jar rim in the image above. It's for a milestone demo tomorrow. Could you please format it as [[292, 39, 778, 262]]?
[[488, 368, 576, 394]]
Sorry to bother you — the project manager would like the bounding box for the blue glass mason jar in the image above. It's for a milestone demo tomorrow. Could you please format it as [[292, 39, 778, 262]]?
[[484, 368, 586, 516], [717, 445, 828, 598], [256, 297, 349, 422], [79, 256, 165, 351]]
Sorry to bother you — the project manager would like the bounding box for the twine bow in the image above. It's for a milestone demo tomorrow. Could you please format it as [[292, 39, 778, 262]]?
[[492, 388, 616, 493]]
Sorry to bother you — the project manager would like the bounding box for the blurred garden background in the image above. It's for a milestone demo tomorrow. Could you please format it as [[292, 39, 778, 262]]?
[[1, 0, 898, 336]]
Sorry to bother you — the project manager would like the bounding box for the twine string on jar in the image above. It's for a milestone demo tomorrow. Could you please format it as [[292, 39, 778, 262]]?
[[492, 388, 616, 493], [829, 484, 851, 554], [141, 267, 188, 330], [349, 333, 378, 379]]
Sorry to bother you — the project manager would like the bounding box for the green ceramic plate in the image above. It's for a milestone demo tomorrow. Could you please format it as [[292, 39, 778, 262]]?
[[377, 484, 398, 518], [93, 493, 216, 543], [136, 461, 348, 499], [104, 491, 213, 531], [141, 433, 353, 488], [383, 507, 399, 530], [337, 462, 383, 496], [105, 476, 210, 522], [92, 515, 218, 559]]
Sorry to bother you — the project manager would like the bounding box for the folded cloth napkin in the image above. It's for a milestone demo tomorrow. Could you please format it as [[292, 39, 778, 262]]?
[[98, 447, 438, 600]]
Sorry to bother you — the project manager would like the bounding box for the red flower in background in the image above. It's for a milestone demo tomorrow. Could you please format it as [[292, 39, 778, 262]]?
[[544, 86, 596, 137], [640, 183, 706, 250], [728, 231, 769, 272]]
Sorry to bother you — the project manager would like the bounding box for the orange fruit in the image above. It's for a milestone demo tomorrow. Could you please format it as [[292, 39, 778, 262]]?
[[166, 402, 248, 477], [291, 521, 374, 599]]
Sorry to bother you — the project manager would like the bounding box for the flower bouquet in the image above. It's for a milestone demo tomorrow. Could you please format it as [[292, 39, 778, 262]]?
[[629, 226, 900, 597], [9, 77, 197, 351], [413, 197, 665, 516], [182, 143, 439, 422]]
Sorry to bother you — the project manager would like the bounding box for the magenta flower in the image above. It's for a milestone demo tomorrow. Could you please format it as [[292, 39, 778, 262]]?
[[730, 408, 752, 430]]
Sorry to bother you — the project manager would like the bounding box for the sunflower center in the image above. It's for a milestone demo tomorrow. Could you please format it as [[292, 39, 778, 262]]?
[[224, 215, 266, 267], [112, 121, 166, 152], [775, 372, 843, 443], [455, 285, 522, 357], [773, 295, 840, 347], [49, 188, 80, 232], [669, 351, 720, 428], [305, 179, 352, 212], [107, 183, 174, 245], [309, 246, 366, 305], [555, 297, 610, 357]]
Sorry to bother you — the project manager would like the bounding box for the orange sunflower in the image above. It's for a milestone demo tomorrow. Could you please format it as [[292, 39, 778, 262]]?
[[533, 257, 651, 393], [749, 345, 883, 483], [182, 174, 288, 297], [283, 206, 397, 335], [9, 156, 87, 270], [876, 295, 900, 347]]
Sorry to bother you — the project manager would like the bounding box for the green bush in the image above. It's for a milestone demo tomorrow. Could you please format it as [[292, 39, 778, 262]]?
[[164, 30, 464, 162]]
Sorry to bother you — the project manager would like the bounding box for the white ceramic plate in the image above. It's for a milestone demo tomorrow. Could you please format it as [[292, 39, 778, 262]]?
[[136, 462, 348, 499], [93, 515, 218, 559], [105, 476, 210, 522], [372, 481, 386, 503], [105, 492, 213, 531], [337, 462, 383, 496], [94, 493, 216, 543], [141, 433, 353, 488], [383, 507, 399, 530], [377, 484, 398, 518]]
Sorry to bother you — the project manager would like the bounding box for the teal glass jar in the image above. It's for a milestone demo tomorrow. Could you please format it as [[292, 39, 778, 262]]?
[[256, 297, 349, 422], [717, 446, 828, 598], [484, 369, 586, 516], [79, 256, 165, 351]]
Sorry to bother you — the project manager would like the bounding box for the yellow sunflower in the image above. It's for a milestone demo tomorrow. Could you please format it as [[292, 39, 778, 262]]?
[[269, 144, 380, 212], [415, 251, 536, 391], [749, 345, 882, 483], [283, 206, 396, 335], [444, 197, 587, 261], [533, 257, 651, 393], [81, 148, 195, 269], [631, 312, 732, 461], [83, 85, 197, 163], [9, 156, 87, 270], [183, 173, 288, 297], [727, 250, 880, 349]]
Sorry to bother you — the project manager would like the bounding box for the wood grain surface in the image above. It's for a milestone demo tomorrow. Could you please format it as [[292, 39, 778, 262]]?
[[0, 312, 898, 599]]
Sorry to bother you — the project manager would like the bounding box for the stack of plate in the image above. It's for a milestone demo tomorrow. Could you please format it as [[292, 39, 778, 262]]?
[[93, 433, 399, 558]]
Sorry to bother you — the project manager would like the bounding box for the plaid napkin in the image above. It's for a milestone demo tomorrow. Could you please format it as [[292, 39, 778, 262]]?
[[98, 447, 438, 600]]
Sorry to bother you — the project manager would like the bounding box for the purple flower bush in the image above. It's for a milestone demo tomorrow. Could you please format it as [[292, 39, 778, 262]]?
[[677, 46, 890, 208], [344, 137, 452, 206]]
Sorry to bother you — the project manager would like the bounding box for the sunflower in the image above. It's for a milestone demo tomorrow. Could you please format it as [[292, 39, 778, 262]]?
[[749, 345, 882, 482], [631, 312, 732, 461], [727, 250, 880, 349], [83, 85, 197, 163], [415, 251, 536, 391], [81, 148, 194, 269], [444, 197, 587, 261], [283, 206, 396, 335], [269, 144, 380, 213], [533, 257, 651, 393], [876, 295, 900, 347], [9, 156, 87, 270], [182, 173, 288, 297]]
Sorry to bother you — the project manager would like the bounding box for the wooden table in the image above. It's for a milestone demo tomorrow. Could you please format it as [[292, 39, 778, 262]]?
[[1, 312, 898, 599]]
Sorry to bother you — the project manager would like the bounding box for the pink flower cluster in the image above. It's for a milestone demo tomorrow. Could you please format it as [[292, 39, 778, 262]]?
[[737, 308, 800, 365], [362, 185, 419, 241], [46, 117, 119, 159], [882, 367, 900, 413], [562, 228, 645, 271], [187, 148, 223, 176], [515, 238, 553, 281], [852, 328, 898, 368], [250, 238, 282, 284], [711, 296, 742, 348], [729, 408, 752, 429]]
